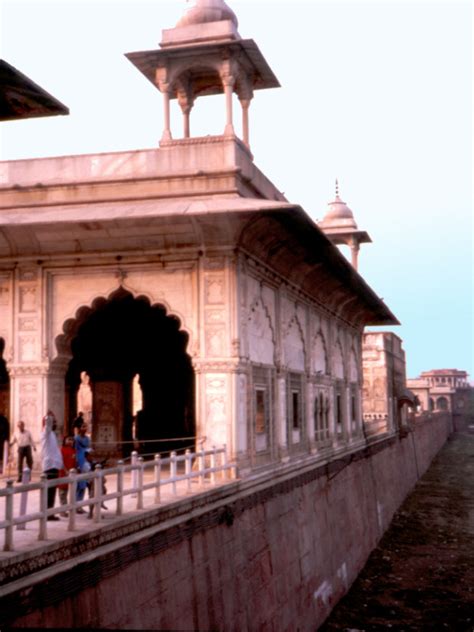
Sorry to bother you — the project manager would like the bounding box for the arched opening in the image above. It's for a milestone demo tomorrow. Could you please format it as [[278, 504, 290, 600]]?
[[0, 338, 10, 449], [436, 396, 449, 412], [61, 290, 195, 458], [0, 339, 9, 416]]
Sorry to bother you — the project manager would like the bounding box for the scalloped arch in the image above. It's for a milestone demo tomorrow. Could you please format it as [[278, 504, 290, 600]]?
[[53, 286, 193, 367]]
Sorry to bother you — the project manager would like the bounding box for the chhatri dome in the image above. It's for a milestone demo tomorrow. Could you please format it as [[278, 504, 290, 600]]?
[[126, 0, 279, 149], [176, 0, 239, 29], [318, 180, 372, 271], [319, 180, 358, 231]]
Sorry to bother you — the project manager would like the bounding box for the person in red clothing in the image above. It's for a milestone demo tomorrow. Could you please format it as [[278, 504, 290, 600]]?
[[58, 436, 76, 517]]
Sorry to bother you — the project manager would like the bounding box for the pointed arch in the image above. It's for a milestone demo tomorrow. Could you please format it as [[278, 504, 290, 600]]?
[[312, 330, 328, 375], [283, 315, 305, 372], [349, 346, 359, 383], [55, 287, 195, 457], [333, 339, 345, 380], [0, 337, 10, 423], [54, 286, 192, 366], [248, 295, 275, 365]]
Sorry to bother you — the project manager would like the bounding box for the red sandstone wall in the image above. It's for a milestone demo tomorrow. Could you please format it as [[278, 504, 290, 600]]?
[[7, 415, 450, 631]]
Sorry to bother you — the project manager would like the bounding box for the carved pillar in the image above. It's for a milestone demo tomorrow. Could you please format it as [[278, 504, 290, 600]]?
[[161, 88, 172, 142], [276, 371, 287, 453], [156, 68, 172, 143], [349, 238, 360, 270], [306, 379, 315, 448], [235, 371, 248, 454], [194, 363, 231, 451], [222, 74, 235, 136], [178, 84, 194, 139], [239, 98, 251, 147], [0, 273, 13, 422], [194, 255, 237, 456], [8, 364, 68, 443]]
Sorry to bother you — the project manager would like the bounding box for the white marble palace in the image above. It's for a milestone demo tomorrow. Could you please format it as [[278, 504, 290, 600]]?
[[0, 0, 398, 472]]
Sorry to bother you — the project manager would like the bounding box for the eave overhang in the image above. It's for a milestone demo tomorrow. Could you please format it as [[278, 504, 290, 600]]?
[[125, 39, 280, 98], [0, 194, 398, 328], [0, 60, 69, 122]]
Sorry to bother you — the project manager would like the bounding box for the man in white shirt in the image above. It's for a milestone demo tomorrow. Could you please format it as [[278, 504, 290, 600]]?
[[10, 420, 36, 482], [41, 410, 64, 520]]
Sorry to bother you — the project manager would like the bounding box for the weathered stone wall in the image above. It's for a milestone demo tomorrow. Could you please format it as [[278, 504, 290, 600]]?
[[2, 415, 450, 631]]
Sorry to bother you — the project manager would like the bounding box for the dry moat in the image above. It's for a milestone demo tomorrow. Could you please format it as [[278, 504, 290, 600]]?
[[321, 431, 474, 631]]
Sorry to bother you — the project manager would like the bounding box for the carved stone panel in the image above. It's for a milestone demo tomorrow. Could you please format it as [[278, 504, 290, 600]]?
[[19, 317, 37, 331], [19, 287, 37, 313], [48, 376, 66, 431], [204, 374, 227, 446], [19, 336, 36, 362], [236, 373, 247, 452], [205, 328, 225, 357], [19, 398, 38, 428], [205, 276, 224, 305], [17, 378, 41, 429]]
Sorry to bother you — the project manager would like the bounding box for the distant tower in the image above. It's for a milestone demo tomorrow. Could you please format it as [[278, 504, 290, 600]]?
[[126, 0, 279, 149], [318, 180, 372, 270]]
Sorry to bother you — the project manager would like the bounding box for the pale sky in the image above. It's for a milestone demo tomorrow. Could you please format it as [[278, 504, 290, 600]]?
[[1, 0, 472, 379]]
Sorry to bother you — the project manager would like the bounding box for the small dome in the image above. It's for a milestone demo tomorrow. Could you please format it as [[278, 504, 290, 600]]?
[[176, 0, 239, 29], [319, 181, 358, 230]]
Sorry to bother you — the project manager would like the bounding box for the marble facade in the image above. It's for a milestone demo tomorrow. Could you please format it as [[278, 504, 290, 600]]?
[[0, 0, 398, 470]]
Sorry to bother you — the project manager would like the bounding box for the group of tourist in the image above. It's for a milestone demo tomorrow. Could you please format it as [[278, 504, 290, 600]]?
[[5, 411, 96, 521]]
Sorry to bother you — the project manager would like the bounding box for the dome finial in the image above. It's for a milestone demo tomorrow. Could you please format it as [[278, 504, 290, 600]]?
[[335, 178, 339, 198]]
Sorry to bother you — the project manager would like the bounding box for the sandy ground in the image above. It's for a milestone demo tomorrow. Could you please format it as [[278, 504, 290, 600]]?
[[321, 431, 474, 632]]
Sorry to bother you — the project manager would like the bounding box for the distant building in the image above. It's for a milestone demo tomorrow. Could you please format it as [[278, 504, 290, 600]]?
[[362, 332, 413, 437], [408, 369, 473, 430]]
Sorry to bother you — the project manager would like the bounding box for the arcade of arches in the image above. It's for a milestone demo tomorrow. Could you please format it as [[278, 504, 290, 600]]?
[[61, 290, 195, 457]]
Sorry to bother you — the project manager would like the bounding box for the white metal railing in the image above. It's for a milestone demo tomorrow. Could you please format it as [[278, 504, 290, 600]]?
[[0, 446, 235, 553]]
